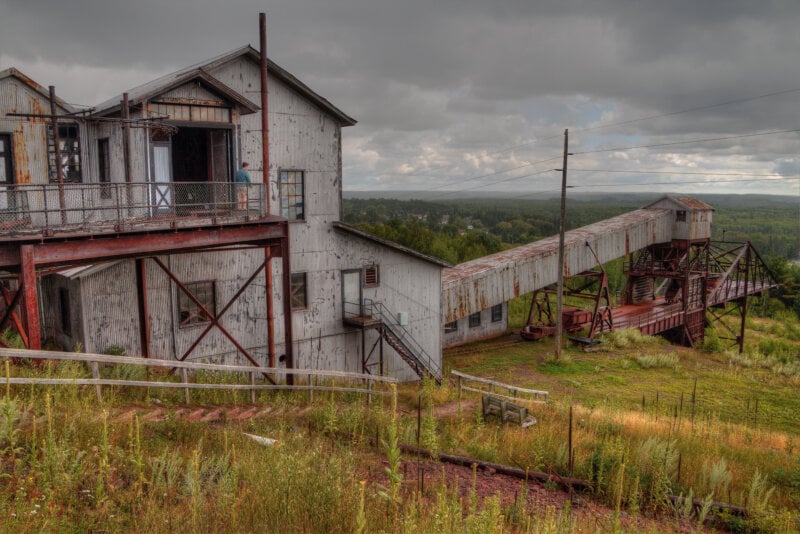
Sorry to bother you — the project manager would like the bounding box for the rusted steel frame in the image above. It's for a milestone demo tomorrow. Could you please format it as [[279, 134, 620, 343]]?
[[122, 93, 133, 217], [0, 282, 29, 347], [19, 245, 40, 350], [364, 333, 382, 369], [151, 257, 269, 378], [0, 283, 24, 340], [280, 233, 294, 383], [259, 13, 277, 373], [135, 259, 151, 358], [737, 245, 751, 354], [177, 262, 266, 363], [0, 224, 286, 269], [48, 86, 67, 225]]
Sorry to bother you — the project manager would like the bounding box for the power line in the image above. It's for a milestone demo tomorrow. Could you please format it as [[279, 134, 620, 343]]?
[[572, 176, 799, 188], [420, 156, 562, 193], [568, 169, 790, 178], [571, 128, 800, 156], [423, 167, 558, 200]]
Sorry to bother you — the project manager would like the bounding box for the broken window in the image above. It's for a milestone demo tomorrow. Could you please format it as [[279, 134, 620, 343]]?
[[468, 312, 481, 328], [444, 320, 458, 333], [363, 264, 379, 287], [676, 210, 686, 222], [0, 134, 12, 185], [179, 281, 216, 327], [291, 272, 307, 310], [279, 170, 304, 220], [97, 138, 111, 199], [48, 123, 81, 183], [491, 304, 503, 322]]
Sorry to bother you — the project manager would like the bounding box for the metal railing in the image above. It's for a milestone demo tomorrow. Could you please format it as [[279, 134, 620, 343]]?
[[362, 298, 443, 381], [0, 182, 270, 236]]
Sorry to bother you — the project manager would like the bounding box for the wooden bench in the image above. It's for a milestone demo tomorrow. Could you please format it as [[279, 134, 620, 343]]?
[[482, 394, 537, 428]]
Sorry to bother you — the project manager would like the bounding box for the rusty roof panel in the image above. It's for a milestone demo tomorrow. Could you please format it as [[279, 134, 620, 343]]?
[[441, 208, 674, 322]]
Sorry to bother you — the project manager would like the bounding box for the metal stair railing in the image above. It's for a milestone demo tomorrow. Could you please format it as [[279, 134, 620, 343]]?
[[363, 298, 442, 382]]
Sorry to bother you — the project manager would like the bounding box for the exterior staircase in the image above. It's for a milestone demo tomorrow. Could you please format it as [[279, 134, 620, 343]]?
[[344, 299, 442, 383]]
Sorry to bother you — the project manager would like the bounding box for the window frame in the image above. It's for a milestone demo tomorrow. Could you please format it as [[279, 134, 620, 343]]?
[[0, 133, 14, 185], [279, 169, 305, 221], [178, 281, 217, 328], [48, 123, 82, 183], [468, 311, 481, 328], [491, 304, 503, 323], [290, 272, 308, 310], [676, 210, 687, 222], [444, 320, 458, 333]]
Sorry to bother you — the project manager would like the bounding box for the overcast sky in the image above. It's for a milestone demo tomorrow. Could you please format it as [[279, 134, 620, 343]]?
[[1, 0, 798, 197]]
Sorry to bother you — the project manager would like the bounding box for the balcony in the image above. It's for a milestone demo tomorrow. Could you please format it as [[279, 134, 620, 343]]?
[[0, 182, 278, 239]]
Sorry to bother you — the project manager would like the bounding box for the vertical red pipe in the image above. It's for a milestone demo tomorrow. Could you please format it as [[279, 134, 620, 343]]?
[[260, 12, 277, 368], [19, 245, 41, 350], [281, 235, 295, 383], [49, 86, 66, 224]]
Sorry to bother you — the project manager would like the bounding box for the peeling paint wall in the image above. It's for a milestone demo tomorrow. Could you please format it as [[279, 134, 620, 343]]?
[[442, 303, 507, 348]]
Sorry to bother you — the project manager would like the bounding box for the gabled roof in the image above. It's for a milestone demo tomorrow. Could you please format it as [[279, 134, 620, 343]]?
[[92, 45, 356, 126], [93, 69, 259, 116], [645, 195, 715, 211], [333, 222, 452, 268], [0, 67, 76, 113]]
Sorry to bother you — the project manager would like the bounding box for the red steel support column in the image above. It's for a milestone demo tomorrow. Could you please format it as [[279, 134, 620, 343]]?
[[135, 258, 151, 358], [281, 234, 294, 384], [19, 245, 41, 350], [260, 12, 277, 369]]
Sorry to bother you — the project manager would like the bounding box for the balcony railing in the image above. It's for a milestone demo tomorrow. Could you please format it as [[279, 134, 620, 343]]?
[[0, 182, 272, 236]]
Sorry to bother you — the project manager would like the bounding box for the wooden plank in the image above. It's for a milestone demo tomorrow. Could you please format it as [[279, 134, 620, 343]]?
[[451, 370, 548, 397], [0, 348, 397, 383], [464, 385, 547, 404], [3, 377, 391, 395]]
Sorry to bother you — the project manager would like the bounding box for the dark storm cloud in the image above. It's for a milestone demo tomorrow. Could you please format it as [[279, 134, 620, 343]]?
[[1, 0, 797, 193]]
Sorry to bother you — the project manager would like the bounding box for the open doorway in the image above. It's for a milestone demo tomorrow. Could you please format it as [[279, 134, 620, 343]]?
[[169, 127, 231, 210]]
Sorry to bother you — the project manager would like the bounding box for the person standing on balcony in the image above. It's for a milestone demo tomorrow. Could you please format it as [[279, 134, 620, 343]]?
[[235, 162, 252, 210]]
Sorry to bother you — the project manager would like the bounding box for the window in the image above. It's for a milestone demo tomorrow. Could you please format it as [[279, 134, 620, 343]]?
[[179, 281, 216, 327], [676, 210, 686, 222], [468, 312, 481, 328], [363, 264, 379, 287], [48, 123, 81, 182], [291, 272, 307, 310], [491, 304, 503, 322], [444, 321, 458, 333], [59, 287, 71, 336], [97, 138, 111, 198], [279, 170, 304, 220], [0, 134, 13, 185]]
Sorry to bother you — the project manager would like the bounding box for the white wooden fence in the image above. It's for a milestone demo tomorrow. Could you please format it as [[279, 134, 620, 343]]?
[[1, 348, 396, 403]]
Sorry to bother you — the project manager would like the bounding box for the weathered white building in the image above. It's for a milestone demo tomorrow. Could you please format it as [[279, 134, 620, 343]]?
[[0, 47, 447, 381]]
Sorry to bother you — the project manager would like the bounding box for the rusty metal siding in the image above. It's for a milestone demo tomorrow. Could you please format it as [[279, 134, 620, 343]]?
[[442, 208, 674, 323], [0, 77, 52, 185]]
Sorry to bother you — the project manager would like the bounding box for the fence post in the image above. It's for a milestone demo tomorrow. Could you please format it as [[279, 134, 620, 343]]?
[[367, 379, 373, 405], [309, 374, 314, 403], [181, 368, 190, 404], [250, 370, 256, 404], [91, 361, 102, 402]]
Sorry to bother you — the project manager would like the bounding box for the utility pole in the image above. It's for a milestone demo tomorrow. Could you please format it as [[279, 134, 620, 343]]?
[[555, 129, 569, 360]]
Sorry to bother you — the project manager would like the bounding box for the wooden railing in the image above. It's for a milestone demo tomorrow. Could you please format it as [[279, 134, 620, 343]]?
[[1, 348, 396, 403], [451, 369, 549, 404]]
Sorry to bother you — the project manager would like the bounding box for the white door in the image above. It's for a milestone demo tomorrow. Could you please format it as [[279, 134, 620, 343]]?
[[341, 269, 362, 318], [150, 142, 173, 215]]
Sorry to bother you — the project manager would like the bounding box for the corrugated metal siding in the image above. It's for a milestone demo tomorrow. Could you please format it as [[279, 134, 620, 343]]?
[[442, 208, 674, 323], [159, 83, 225, 103], [0, 78, 52, 185]]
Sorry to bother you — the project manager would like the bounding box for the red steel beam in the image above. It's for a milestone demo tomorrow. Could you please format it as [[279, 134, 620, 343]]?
[[0, 283, 24, 341], [0, 223, 287, 269], [19, 245, 41, 350], [152, 257, 272, 379], [177, 262, 266, 363]]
